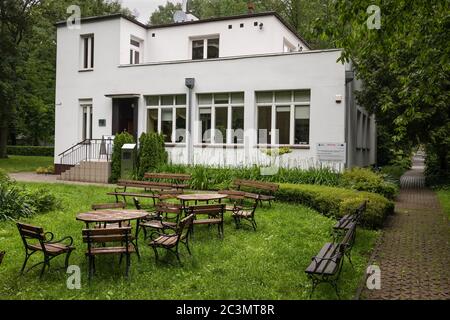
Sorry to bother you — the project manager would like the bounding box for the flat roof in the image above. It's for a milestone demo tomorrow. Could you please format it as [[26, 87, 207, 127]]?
[[55, 11, 311, 49]]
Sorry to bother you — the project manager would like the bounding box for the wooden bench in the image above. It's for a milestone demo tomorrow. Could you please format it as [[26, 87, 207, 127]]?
[[144, 172, 191, 191], [305, 223, 357, 298], [107, 179, 178, 205], [333, 200, 367, 237], [233, 179, 279, 206]]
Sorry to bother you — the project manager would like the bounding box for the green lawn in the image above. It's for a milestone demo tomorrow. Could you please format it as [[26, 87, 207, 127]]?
[[437, 189, 450, 218], [0, 156, 53, 173], [0, 182, 378, 300]]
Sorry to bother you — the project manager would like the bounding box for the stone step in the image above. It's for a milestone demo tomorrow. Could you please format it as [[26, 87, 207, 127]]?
[[58, 161, 110, 183]]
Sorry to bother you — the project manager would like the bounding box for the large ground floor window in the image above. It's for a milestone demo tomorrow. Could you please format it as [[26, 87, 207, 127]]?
[[146, 94, 187, 143], [256, 90, 310, 145], [197, 92, 244, 144]]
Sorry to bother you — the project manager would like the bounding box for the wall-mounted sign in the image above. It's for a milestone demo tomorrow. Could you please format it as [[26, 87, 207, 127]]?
[[316, 143, 346, 163]]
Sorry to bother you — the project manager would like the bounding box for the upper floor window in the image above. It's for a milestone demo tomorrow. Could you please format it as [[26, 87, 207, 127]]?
[[256, 90, 311, 145], [130, 37, 142, 65], [81, 34, 94, 70], [192, 37, 220, 60]]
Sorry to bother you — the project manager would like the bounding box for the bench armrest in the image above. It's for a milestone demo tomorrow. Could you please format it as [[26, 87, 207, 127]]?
[[47, 235, 74, 247]]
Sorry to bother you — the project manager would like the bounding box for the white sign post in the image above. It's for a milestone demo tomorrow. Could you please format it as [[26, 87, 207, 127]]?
[[316, 143, 347, 163]]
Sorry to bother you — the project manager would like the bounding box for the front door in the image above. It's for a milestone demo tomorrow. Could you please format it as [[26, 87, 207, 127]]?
[[112, 98, 138, 140]]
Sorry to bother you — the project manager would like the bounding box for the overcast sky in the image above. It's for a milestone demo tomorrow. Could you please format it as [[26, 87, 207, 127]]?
[[120, 0, 181, 23]]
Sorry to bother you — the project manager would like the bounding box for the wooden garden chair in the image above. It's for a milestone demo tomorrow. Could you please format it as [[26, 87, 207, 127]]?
[[17, 222, 75, 278], [138, 201, 183, 240], [82, 227, 134, 280], [91, 202, 128, 228], [232, 196, 260, 231], [149, 214, 194, 264], [188, 204, 225, 238]]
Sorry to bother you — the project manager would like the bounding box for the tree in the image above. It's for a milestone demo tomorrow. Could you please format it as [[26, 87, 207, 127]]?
[[149, 2, 182, 25], [3, 0, 131, 151], [0, 0, 41, 158], [319, 1, 449, 174]]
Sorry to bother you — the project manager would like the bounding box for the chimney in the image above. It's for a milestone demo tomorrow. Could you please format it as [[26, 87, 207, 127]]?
[[182, 0, 188, 12], [247, 2, 255, 14]]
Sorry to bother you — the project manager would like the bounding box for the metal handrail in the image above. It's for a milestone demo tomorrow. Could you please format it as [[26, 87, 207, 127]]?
[[59, 138, 113, 166], [58, 139, 89, 157]]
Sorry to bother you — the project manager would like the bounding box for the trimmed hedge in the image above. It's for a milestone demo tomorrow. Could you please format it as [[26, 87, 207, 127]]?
[[6, 146, 54, 157], [340, 167, 399, 199], [276, 183, 394, 229]]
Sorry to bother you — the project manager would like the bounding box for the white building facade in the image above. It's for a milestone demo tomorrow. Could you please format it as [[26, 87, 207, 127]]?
[[54, 12, 376, 176]]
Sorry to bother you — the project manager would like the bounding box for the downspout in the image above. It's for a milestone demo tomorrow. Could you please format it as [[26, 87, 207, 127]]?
[[185, 78, 195, 165], [345, 69, 355, 169]]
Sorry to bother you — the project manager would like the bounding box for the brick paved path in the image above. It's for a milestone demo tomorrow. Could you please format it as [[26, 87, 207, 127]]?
[[361, 155, 450, 299]]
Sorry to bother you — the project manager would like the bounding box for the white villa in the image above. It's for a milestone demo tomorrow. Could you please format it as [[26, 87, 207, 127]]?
[[54, 10, 376, 182]]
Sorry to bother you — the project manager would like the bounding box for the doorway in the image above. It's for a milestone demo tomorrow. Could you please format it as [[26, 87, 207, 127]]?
[[112, 98, 138, 140]]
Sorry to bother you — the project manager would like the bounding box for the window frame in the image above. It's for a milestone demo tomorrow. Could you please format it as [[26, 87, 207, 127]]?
[[80, 101, 93, 141], [129, 36, 143, 65], [80, 34, 94, 70], [190, 35, 220, 60], [197, 92, 245, 145], [256, 90, 311, 147], [145, 95, 187, 145]]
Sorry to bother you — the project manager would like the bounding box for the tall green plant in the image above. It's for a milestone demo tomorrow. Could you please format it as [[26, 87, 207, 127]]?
[[110, 132, 134, 182], [137, 132, 168, 179]]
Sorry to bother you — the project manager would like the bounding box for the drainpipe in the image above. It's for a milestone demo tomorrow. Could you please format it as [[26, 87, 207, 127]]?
[[345, 69, 354, 169], [185, 78, 195, 165]]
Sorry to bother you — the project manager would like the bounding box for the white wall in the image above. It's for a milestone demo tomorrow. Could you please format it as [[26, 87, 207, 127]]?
[[55, 19, 121, 160], [130, 15, 307, 64], [55, 43, 348, 168]]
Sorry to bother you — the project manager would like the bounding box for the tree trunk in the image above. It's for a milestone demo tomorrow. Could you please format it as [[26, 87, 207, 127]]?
[[0, 125, 8, 158], [438, 149, 449, 175]]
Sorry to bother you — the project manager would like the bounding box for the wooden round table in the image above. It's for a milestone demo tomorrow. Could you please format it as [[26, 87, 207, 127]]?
[[76, 209, 148, 226], [76, 209, 149, 259], [177, 193, 228, 205]]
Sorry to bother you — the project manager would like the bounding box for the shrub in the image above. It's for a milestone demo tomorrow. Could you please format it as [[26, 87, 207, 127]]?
[[0, 169, 10, 185], [0, 176, 59, 221], [6, 146, 54, 157], [137, 132, 168, 179], [379, 165, 407, 183], [340, 167, 399, 199], [23, 189, 60, 213], [275, 183, 394, 229], [424, 145, 450, 186], [151, 164, 341, 189], [110, 132, 134, 183], [0, 184, 34, 221], [35, 165, 55, 175]]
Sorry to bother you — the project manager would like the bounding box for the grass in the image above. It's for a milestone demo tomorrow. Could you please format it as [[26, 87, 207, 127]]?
[[437, 188, 450, 218], [0, 182, 378, 300], [0, 156, 53, 173]]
